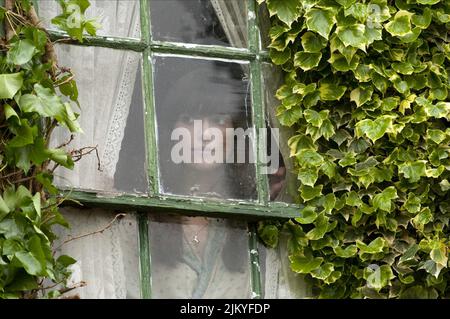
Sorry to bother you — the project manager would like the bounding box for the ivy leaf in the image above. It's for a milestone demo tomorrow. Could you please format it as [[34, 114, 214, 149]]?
[[318, 82, 346, 101], [305, 8, 336, 40], [19, 84, 81, 132], [412, 208, 433, 231], [355, 115, 394, 142], [7, 39, 37, 65], [300, 184, 323, 201], [336, 24, 367, 50], [311, 263, 334, 280], [301, 31, 327, 53], [270, 48, 291, 65], [372, 187, 398, 212], [293, 52, 322, 71], [398, 161, 427, 183], [297, 149, 324, 167], [350, 86, 373, 107], [298, 167, 319, 187], [385, 10, 413, 37], [333, 245, 358, 258], [296, 206, 318, 224], [0, 73, 23, 99], [266, 0, 301, 27], [366, 265, 395, 291], [402, 193, 421, 214], [290, 254, 323, 274], [430, 243, 448, 268], [357, 237, 386, 254], [14, 252, 43, 276]]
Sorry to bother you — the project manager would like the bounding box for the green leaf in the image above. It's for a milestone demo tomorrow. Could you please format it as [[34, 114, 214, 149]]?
[[430, 244, 448, 267], [290, 254, 323, 274], [355, 115, 394, 142], [402, 193, 421, 214], [14, 252, 43, 276], [258, 224, 279, 248], [385, 10, 413, 37], [398, 161, 427, 183], [295, 206, 318, 224], [427, 129, 446, 144], [411, 8, 432, 29], [305, 8, 336, 40], [298, 167, 319, 187], [293, 52, 322, 71], [372, 186, 398, 212], [366, 265, 395, 291], [266, 0, 301, 27], [300, 184, 323, 201], [19, 84, 81, 132], [270, 47, 291, 65], [311, 263, 334, 280], [5, 273, 38, 292], [319, 82, 347, 101], [277, 105, 303, 127], [350, 86, 373, 107], [412, 207, 433, 230], [297, 149, 324, 167], [0, 73, 23, 99], [416, 0, 440, 4], [333, 245, 358, 258], [336, 24, 367, 50], [301, 31, 327, 53], [306, 214, 330, 240], [7, 39, 37, 65], [357, 237, 386, 254], [424, 102, 450, 118]]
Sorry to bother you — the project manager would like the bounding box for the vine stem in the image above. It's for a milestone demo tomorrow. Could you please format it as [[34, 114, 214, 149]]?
[[53, 213, 127, 252]]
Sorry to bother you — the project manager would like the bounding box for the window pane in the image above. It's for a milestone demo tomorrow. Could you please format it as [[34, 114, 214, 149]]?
[[148, 214, 251, 298], [51, 45, 147, 194], [53, 208, 140, 299], [149, 0, 247, 48], [263, 63, 298, 203], [38, 0, 141, 38], [154, 56, 257, 200]]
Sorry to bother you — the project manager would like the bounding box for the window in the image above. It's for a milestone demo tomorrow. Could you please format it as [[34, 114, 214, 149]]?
[[38, 0, 303, 299]]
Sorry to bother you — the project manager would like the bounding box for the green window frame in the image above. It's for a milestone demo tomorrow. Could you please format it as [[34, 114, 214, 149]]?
[[41, 0, 301, 299]]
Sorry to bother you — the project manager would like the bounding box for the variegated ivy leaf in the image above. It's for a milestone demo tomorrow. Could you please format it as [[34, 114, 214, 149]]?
[[266, 0, 302, 27], [305, 8, 336, 40], [385, 10, 413, 37]]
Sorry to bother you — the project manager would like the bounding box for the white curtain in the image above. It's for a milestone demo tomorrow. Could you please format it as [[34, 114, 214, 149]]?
[[53, 208, 140, 299], [39, 0, 141, 193]]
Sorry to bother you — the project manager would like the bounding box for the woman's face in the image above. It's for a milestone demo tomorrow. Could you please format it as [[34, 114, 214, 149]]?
[[174, 113, 234, 170]]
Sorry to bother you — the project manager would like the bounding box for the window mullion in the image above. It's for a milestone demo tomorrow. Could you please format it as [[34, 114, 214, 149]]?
[[138, 212, 152, 299], [247, 0, 269, 205], [247, 0, 265, 300]]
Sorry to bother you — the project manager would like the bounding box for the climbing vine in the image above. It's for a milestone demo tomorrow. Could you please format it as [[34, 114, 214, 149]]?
[[0, 0, 97, 298], [258, 0, 450, 298]]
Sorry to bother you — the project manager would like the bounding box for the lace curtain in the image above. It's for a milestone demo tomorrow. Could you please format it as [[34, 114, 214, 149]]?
[[39, 0, 141, 193]]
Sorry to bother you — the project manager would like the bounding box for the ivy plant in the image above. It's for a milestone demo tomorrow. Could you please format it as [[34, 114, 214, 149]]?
[[258, 0, 450, 298], [0, 0, 96, 298]]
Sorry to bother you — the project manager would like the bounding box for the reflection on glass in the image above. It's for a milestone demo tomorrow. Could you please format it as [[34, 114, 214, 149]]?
[[154, 56, 256, 200], [150, 0, 247, 47], [149, 214, 251, 298], [38, 0, 141, 38], [263, 63, 297, 203], [51, 45, 145, 194]]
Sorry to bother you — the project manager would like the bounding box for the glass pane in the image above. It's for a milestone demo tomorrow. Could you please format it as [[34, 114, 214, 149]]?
[[263, 63, 298, 203], [38, 0, 141, 38], [259, 233, 311, 298], [154, 56, 256, 200], [51, 45, 147, 194], [148, 214, 251, 298], [259, 2, 271, 50], [149, 0, 247, 48], [53, 208, 140, 299]]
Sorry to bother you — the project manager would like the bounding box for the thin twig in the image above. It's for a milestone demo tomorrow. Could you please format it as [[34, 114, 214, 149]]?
[[54, 213, 126, 252]]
